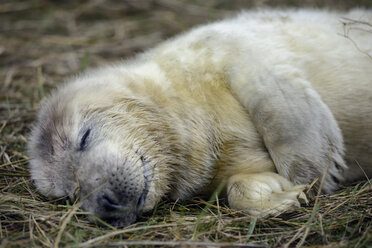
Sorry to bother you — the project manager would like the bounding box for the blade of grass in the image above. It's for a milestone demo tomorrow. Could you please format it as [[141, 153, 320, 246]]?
[[246, 217, 257, 241], [192, 181, 226, 239], [37, 67, 45, 100]]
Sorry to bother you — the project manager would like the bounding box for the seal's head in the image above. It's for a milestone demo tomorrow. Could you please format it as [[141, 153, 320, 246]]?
[[28, 73, 176, 226]]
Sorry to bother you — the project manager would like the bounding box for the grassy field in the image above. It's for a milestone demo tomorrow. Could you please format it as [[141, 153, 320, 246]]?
[[1, 0, 371, 247]]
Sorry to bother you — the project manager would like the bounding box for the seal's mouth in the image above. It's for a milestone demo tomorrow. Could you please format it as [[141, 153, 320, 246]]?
[[137, 157, 152, 210], [136, 176, 149, 210]]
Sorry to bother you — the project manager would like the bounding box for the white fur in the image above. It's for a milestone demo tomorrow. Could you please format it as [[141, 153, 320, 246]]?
[[29, 9, 372, 224]]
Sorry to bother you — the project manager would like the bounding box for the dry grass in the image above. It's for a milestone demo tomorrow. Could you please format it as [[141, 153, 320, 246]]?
[[1, 0, 372, 247]]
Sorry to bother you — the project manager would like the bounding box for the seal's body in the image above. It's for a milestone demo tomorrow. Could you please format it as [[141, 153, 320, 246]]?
[[29, 9, 372, 226]]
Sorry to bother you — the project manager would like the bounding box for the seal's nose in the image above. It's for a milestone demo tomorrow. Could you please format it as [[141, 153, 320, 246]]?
[[95, 193, 138, 227], [100, 194, 121, 211]]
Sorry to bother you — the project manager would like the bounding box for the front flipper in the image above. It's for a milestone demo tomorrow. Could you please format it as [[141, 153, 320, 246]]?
[[227, 172, 308, 217], [229, 65, 346, 193]]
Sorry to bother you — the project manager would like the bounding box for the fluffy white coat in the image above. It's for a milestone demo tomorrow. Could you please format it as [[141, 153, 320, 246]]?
[[29, 9, 372, 226]]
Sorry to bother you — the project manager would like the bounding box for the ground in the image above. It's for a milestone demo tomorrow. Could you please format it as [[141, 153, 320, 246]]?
[[0, 0, 371, 247]]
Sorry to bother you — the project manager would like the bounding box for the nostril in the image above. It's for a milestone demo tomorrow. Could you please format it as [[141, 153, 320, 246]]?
[[101, 194, 120, 211]]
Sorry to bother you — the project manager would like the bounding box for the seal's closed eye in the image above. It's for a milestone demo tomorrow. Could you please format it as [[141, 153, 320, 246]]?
[[79, 129, 91, 151]]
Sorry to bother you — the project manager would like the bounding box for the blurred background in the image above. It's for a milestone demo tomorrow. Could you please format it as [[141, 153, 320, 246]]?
[[1, 0, 372, 100]]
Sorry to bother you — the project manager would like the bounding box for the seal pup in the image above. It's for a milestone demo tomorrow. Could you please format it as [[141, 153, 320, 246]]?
[[29, 9, 372, 227]]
